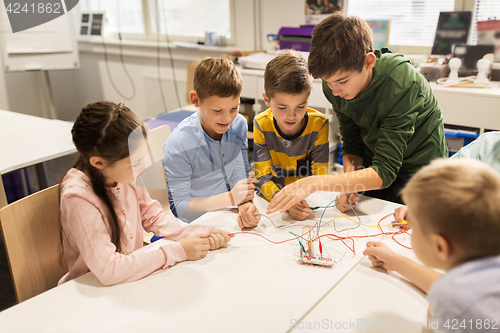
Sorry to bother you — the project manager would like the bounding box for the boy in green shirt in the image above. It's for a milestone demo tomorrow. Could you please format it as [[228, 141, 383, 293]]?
[[267, 12, 447, 214]]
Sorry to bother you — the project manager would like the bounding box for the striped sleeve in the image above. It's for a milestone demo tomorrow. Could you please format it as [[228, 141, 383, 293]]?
[[310, 115, 330, 175], [253, 118, 280, 201]]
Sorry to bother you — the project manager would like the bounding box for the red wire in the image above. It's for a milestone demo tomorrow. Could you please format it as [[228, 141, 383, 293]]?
[[377, 213, 412, 250], [229, 231, 297, 244], [229, 212, 412, 251]]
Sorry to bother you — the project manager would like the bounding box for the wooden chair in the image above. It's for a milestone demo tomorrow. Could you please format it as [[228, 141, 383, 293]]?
[[140, 125, 172, 243], [0, 172, 7, 209], [141, 124, 171, 210], [0, 184, 66, 303]]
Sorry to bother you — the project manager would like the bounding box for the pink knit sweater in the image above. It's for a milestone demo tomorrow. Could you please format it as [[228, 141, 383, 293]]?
[[58, 168, 211, 286]]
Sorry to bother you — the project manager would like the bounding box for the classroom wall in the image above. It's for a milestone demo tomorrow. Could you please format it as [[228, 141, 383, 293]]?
[[0, 0, 312, 120], [0, 0, 474, 121], [258, 0, 306, 53], [48, 0, 307, 121], [0, 0, 262, 120], [50, 0, 305, 120], [0, 55, 45, 117]]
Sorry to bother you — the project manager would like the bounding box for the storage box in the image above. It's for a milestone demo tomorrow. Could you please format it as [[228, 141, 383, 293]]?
[[278, 25, 315, 52], [419, 63, 449, 82], [444, 128, 479, 155]]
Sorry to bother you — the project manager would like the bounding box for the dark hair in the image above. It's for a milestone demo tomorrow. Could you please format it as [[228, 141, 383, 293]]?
[[308, 12, 374, 79], [264, 49, 313, 99], [64, 101, 145, 253], [193, 57, 242, 101]]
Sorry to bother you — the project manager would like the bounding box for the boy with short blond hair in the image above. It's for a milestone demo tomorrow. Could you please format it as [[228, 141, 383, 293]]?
[[192, 57, 241, 100], [163, 57, 260, 228], [254, 50, 329, 220], [365, 158, 500, 330], [266, 12, 448, 216]]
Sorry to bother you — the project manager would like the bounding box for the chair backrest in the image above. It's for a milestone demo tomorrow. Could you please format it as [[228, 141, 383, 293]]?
[[0, 184, 66, 303], [0, 172, 7, 209], [186, 61, 196, 105], [139, 125, 171, 211]]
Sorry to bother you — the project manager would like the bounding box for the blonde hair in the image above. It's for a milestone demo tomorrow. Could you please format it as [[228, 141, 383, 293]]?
[[264, 49, 313, 99], [402, 158, 500, 259], [193, 57, 242, 101]]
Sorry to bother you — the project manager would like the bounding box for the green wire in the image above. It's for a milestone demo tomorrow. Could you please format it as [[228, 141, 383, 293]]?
[[291, 200, 338, 256], [290, 232, 306, 253], [311, 205, 332, 210], [316, 199, 338, 239]]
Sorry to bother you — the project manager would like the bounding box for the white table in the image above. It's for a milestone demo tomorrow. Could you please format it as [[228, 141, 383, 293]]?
[[429, 82, 500, 133], [292, 251, 428, 333], [0, 192, 427, 332], [0, 109, 76, 194]]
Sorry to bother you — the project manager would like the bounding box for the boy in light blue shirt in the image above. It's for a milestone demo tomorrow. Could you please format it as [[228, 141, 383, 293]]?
[[394, 131, 500, 223], [451, 131, 500, 173], [364, 159, 500, 332], [163, 57, 260, 227]]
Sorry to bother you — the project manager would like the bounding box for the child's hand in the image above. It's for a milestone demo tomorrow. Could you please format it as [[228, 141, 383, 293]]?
[[208, 228, 234, 250], [179, 235, 210, 260], [237, 202, 260, 228], [288, 200, 314, 221], [394, 206, 409, 229], [230, 176, 258, 205], [363, 242, 401, 272], [335, 192, 359, 212], [267, 177, 314, 214]]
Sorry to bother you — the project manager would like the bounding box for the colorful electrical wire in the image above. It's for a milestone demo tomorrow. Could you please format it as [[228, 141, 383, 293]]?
[[228, 197, 413, 266]]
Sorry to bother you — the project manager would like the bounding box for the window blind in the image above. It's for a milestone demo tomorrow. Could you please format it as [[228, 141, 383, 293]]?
[[472, 0, 500, 44], [149, 0, 231, 40], [81, 0, 145, 35], [346, 0, 455, 47]]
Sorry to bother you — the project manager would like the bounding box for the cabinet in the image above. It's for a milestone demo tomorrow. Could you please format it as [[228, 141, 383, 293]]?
[[429, 82, 500, 133]]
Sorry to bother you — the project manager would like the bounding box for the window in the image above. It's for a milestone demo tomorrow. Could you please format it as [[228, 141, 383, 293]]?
[[80, 0, 232, 42], [149, 0, 232, 42], [346, 0, 455, 47], [471, 0, 500, 44], [81, 0, 145, 35]]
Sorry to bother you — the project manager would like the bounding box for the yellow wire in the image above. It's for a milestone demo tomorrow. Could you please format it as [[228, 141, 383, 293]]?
[[305, 216, 407, 233]]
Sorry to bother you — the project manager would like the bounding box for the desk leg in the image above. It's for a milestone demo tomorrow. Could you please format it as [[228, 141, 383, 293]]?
[[0, 174, 7, 208], [18, 170, 29, 197], [35, 162, 49, 190]]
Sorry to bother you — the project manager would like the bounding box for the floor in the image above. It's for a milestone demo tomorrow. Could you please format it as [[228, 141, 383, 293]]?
[[0, 153, 77, 312]]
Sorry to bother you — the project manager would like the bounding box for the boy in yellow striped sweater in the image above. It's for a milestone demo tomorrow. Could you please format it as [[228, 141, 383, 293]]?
[[253, 50, 329, 220]]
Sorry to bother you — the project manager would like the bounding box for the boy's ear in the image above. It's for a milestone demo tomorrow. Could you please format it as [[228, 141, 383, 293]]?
[[262, 92, 271, 107], [89, 156, 106, 170], [365, 52, 376, 70], [189, 91, 200, 107], [432, 234, 452, 264]]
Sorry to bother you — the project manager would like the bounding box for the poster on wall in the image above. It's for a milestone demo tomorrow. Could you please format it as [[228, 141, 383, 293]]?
[[431, 11, 472, 56], [367, 20, 390, 50], [305, 0, 343, 25], [477, 20, 500, 62]]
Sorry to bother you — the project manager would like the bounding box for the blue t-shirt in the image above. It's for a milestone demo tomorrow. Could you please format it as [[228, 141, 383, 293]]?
[[162, 111, 249, 221], [451, 132, 500, 174], [427, 255, 500, 332]]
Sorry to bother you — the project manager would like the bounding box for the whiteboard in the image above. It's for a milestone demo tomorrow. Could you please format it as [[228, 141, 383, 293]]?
[[0, 5, 79, 72]]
